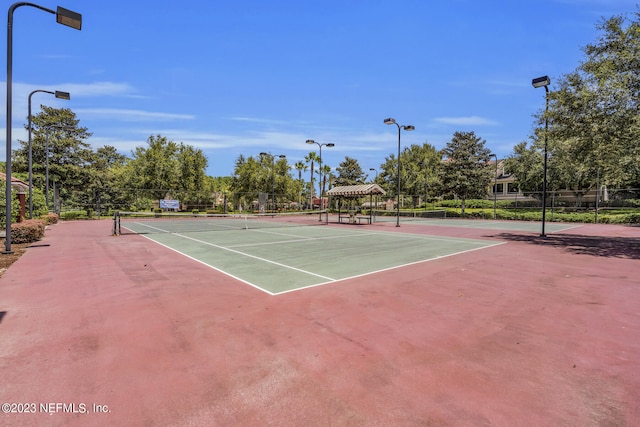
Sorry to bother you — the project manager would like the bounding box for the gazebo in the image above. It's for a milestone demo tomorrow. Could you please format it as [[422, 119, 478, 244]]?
[[326, 184, 386, 224]]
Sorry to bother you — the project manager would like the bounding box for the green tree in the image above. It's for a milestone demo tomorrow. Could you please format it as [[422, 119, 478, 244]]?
[[80, 146, 129, 215], [15, 106, 93, 212], [504, 141, 542, 193], [335, 156, 365, 186], [304, 151, 320, 200], [400, 143, 440, 207], [439, 131, 492, 214], [176, 143, 208, 206], [127, 135, 180, 200], [232, 154, 264, 210], [378, 143, 440, 203], [543, 11, 640, 189], [294, 160, 308, 206], [294, 160, 307, 182]]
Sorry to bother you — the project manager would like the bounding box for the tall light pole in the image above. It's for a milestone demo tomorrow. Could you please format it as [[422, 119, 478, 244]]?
[[369, 168, 378, 220], [489, 153, 497, 219], [384, 118, 414, 227], [28, 89, 70, 218], [260, 152, 285, 212], [5, 3, 81, 254], [305, 140, 334, 211], [532, 75, 550, 237]]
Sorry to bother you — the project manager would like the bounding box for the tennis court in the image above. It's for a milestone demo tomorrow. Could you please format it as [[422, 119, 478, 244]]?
[[1, 218, 638, 426], [116, 211, 503, 294]]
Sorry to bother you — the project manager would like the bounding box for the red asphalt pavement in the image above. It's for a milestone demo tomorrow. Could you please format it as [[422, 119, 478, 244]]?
[[0, 219, 638, 426]]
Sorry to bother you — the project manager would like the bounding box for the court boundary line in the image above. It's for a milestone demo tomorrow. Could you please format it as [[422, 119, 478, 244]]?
[[275, 240, 506, 295], [124, 224, 506, 296], [173, 232, 337, 281], [226, 230, 379, 248], [133, 233, 278, 295]]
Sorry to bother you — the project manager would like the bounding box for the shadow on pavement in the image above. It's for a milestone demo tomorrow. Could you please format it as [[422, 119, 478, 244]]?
[[497, 233, 640, 259]]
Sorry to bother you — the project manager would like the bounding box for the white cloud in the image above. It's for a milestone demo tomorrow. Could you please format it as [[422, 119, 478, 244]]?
[[75, 108, 195, 122], [434, 116, 499, 126], [228, 116, 289, 126], [59, 81, 137, 98]]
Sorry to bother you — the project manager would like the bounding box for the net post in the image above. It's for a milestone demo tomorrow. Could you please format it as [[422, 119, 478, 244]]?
[[112, 211, 121, 236]]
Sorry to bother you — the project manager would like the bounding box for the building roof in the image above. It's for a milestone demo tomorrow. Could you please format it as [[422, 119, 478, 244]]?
[[326, 184, 386, 197], [0, 172, 29, 192]]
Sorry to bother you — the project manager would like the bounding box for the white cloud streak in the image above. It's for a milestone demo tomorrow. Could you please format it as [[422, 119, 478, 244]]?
[[434, 116, 499, 126], [75, 108, 195, 122]]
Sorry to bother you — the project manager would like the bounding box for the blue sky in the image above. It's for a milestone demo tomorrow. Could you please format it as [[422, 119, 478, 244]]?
[[2, 0, 638, 178]]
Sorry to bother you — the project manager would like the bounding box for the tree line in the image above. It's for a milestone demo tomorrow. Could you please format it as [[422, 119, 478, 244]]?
[[4, 10, 638, 218]]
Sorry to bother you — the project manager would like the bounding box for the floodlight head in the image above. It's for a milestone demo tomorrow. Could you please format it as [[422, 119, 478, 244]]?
[[326, 143, 335, 147], [403, 125, 415, 131], [277, 154, 286, 159], [259, 152, 268, 156], [305, 139, 316, 144], [54, 91, 70, 100], [369, 168, 375, 171], [532, 75, 550, 88], [384, 118, 396, 125], [56, 6, 82, 30]]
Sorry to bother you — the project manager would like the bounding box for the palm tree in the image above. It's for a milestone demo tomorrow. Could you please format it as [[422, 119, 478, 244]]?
[[319, 164, 332, 201], [304, 151, 320, 206], [294, 160, 307, 181], [294, 160, 308, 207]]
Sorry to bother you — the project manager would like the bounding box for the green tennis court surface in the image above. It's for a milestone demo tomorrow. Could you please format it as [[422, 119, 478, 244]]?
[[121, 221, 502, 295]]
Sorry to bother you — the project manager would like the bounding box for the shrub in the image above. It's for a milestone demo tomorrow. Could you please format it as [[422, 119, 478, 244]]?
[[607, 213, 640, 224], [60, 211, 85, 220], [42, 212, 59, 225], [11, 219, 46, 243]]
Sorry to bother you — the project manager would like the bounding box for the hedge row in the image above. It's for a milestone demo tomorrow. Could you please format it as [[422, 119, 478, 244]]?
[[443, 208, 640, 224], [7, 213, 58, 244], [11, 219, 46, 243]]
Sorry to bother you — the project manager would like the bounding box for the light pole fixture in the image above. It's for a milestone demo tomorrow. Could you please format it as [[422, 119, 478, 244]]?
[[260, 152, 285, 212], [4, 2, 82, 254], [489, 153, 497, 219], [305, 139, 334, 212], [532, 75, 550, 237], [27, 89, 70, 218], [384, 118, 415, 227]]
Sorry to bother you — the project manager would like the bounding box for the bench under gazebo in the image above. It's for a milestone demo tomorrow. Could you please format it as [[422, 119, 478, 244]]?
[[326, 184, 386, 224]]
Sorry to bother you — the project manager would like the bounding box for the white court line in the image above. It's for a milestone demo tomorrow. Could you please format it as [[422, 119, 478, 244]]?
[[132, 233, 277, 295], [173, 233, 336, 281], [229, 227, 489, 249], [227, 232, 378, 248], [125, 223, 506, 296], [275, 240, 506, 296]]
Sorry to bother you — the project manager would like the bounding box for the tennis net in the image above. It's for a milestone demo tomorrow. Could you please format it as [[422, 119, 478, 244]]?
[[113, 210, 328, 235], [371, 209, 447, 222]]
